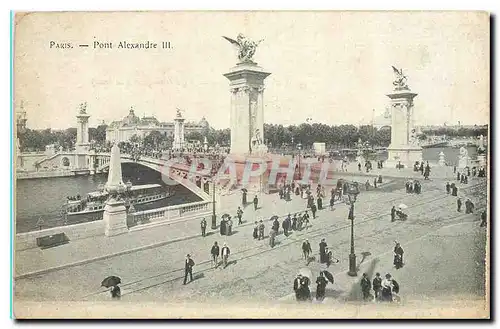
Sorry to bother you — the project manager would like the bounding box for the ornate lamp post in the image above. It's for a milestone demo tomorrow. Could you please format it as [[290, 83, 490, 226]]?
[[297, 143, 302, 181], [210, 166, 218, 229], [347, 182, 360, 277]]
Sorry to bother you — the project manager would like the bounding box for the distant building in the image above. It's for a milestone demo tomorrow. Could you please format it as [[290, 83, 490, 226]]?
[[105, 107, 210, 143]]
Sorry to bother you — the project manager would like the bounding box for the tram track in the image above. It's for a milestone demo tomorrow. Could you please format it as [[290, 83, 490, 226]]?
[[80, 182, 481, 300]]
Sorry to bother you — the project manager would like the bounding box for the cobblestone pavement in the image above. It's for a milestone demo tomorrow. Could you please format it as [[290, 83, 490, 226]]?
[[14, 173, 487, 305]]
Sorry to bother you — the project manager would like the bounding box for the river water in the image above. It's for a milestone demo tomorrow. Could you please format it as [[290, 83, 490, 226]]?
[[15, 163, 202, 233]]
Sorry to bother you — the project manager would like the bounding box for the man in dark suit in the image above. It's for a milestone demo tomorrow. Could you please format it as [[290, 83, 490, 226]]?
[[360, 273, 372, 301], [446, 182, 451, 194], [302, 239, 312, 261], [236, 206, 243, 224], [253, 195, 259, 210], [311, 203, 317, 219], [200, 218, 207, 237], [457, 198, 462, 212], [183, 254, 195, 285], [319, 238, 328, 263], [211, 242, 220, 268], [391, 206, 396, 222], [372, 272, 382, 301]]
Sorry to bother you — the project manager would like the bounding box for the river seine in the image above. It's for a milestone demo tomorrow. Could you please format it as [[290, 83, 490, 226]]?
[[15, 163, 202, 233]]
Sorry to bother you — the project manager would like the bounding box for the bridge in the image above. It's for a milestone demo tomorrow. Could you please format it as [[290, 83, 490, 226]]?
[[94, 153, 216, 201], [17, 150, 224, 202]]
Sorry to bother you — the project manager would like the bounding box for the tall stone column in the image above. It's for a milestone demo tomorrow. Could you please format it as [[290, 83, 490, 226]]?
[[103, 143, 128, 237], [173, 111, 185, 151], [386, 68, 422, 168], [224, 63, 271, 155], [75, 102, 91, 153]]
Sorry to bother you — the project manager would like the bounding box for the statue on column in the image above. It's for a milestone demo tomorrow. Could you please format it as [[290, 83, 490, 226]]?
[[223, 34, 264, 63], [391, 66, 410, 91], [79, 102, 88, 114]]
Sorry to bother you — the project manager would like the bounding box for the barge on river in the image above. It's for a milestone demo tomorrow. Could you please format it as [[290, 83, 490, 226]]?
[[63, 183, 173, 216]]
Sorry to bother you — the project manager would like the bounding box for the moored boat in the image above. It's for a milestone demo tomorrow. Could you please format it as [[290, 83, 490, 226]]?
[[63, 183, 173, 216]]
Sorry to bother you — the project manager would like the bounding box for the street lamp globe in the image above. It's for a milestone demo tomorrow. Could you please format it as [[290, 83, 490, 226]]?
[[347, 182, 360, 204]]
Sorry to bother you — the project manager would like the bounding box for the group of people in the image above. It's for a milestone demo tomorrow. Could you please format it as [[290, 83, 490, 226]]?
[[293, 270, 334, 302], [391, 206, 407, 222], [405, 180, 422, 194], [210, 242, 231, 269], [360, 272, 400, 302], [414, 161, 431, 179], [266, 212, 312, 247], [454, 165, 486, 178], [456, 198, 475, 214], [445, 182, 459, 196]]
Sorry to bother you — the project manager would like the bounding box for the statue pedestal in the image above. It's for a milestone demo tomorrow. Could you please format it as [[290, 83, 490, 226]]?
[[386, 146, 423, 168], [385, 89, 422, 168], [438, 151, 446, 167], [224, 63, 271, 155], [223, 153, 274, 194], [103, 198, 128, 237]]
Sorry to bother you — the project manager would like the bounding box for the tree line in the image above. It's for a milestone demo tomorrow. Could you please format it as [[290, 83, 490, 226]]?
[[18, 123, 487, 153]]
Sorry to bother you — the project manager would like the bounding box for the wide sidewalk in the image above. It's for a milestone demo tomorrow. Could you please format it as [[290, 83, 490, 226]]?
[[15, 167, 484, 278], [279, 218, 488, 309], [15, 187, 317, 277]]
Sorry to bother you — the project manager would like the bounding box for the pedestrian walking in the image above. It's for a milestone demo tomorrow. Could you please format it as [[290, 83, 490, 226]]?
[[253, 195, 259, 210], [211, 242, 220, 268], [393, 242, 404, 269], [237, 206, 243, 224], [317, 196, 323, 210], [242, 190, 247, 205], [293, 274, 304, 301], [311, 203, 317, 219], [361, 273, 372, 301], [480, 210, 487, 227], [258, 220, 265, 240], [302, 239, 312, 261], [391, 206, 396, 222], [110, 285, 121, 299], [316, 272, 328, 301], [381, 274, 395, 302], [457, 198, 462, 212], [253, 221, 259, 239], [183, 254, 195, 285], [292, 214, 298, 230], [200, 218, 207, 237], [282, 216, 290, 236], [272, 217, 280, 235], [303, 211, 310, 229], [446, 182, 451, 194], [329, 196, 335, 210], [372, 272, 382, 301], [319, 238, 327, 264], [221, 243, 231, 268], [374, 178, 377, 189], [269, 229, 277, 248], [358, 162, 362, 171]]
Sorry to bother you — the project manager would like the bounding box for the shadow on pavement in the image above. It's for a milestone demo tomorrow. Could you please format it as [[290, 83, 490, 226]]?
[[193, 272, 205, 281], [346, 258, 379, 302]]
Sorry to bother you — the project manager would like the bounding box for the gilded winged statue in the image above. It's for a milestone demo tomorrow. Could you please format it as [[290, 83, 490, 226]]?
[[223, 34, 263, 63], [392, 66, 410, 91]]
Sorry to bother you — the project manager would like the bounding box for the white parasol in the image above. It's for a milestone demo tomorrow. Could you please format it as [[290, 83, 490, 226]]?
[[398, 204, 408, 210], [298, 267, 313, 279]]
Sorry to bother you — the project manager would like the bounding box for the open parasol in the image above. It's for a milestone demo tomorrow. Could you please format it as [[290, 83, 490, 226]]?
[[241, 188, 248, 193], [322, 270, 334, 284], [298, 267, 313, 279], [101, 276, 121, 288], [270, 215, 279, 221], [221, 213, 231, 219], [398, 204, 408, 210]]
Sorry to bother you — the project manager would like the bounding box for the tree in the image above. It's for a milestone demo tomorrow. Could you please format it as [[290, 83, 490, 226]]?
[[143, 130, 164, 148]]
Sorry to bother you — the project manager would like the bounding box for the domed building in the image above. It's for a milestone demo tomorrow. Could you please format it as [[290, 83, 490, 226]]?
[[106, 107, 209, 143]]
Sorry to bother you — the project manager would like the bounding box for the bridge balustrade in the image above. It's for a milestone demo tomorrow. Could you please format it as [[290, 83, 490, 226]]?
[[129, 200, 211, 227]]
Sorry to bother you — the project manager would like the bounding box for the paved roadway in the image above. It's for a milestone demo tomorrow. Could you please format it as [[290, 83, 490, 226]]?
[[14, 174, 487, 306]]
